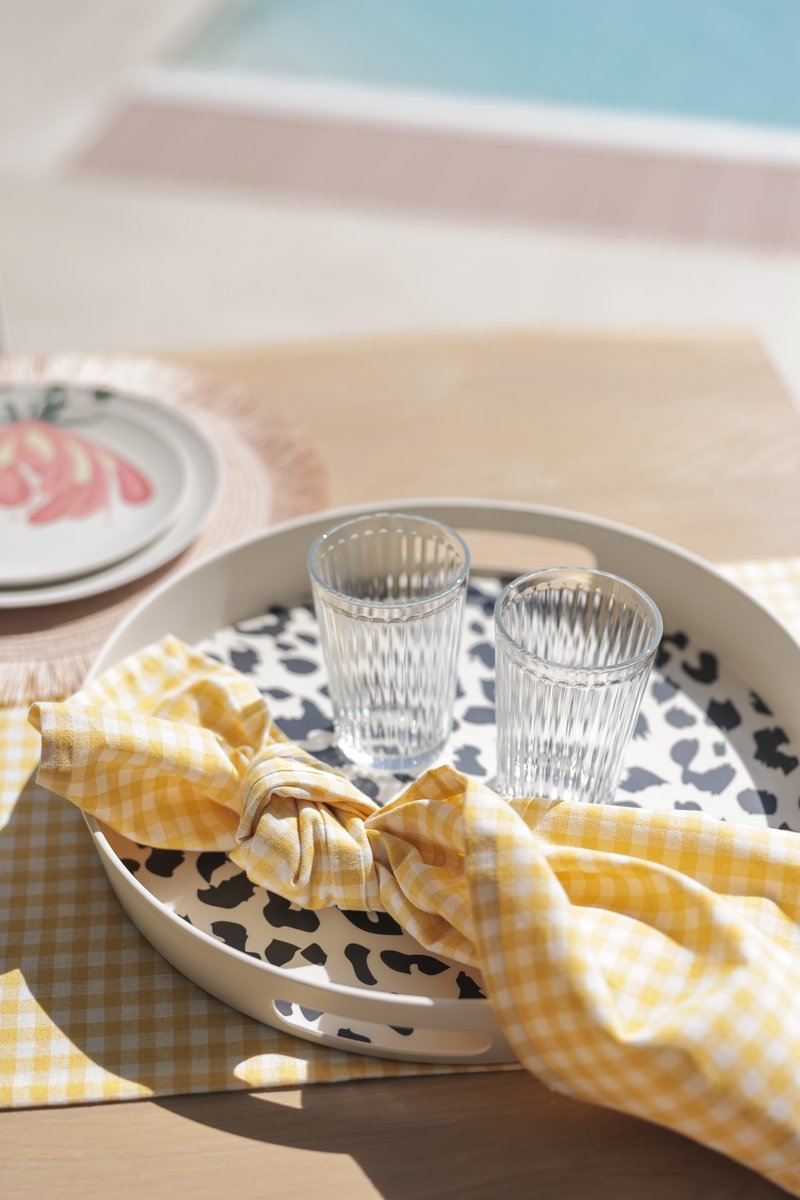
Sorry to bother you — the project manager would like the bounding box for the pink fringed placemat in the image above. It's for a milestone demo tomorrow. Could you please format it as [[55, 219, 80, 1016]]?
[[0, 355, 329, 704]]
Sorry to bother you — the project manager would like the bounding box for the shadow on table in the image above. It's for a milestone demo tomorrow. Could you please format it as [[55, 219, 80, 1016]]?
[[154, 1076, 786, 1200]]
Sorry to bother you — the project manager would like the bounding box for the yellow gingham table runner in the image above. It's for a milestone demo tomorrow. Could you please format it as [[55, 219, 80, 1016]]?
[[3, 557, 800, 1193]]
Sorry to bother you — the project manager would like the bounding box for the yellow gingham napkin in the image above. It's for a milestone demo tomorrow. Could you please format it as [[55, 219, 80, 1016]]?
[[0, 708, 504, 1110], [28, 633, 800, 1196]]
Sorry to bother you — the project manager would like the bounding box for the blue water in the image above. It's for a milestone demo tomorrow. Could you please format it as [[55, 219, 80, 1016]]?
[[179, 0, 800, 131]]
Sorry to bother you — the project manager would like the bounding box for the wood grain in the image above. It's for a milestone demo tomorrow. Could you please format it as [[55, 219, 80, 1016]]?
[[3, 330, 798, 1200], [180, 329, 800, 562], [0, 1074, 787, 1199]]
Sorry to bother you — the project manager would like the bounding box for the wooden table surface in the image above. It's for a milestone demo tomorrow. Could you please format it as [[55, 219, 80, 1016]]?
[[3, 329, 800, 1200]]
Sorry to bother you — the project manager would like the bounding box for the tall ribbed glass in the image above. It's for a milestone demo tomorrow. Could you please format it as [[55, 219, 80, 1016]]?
[[309, 513, 470, 771], [494, 568, 662, 803]]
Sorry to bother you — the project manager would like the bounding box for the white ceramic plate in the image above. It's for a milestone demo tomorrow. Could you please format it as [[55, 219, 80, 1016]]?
[[0, 384, 190, 586], [82, 500, 800, 1064], [0, 387, 221, 607]]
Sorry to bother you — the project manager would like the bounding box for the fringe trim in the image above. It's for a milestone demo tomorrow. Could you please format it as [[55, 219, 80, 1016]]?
[[0, 353, 331, 705], [0, 654, 91, 707]]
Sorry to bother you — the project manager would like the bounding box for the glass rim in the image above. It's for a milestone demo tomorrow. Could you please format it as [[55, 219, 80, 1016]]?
[[494, 566, 664, 675], [307, 511, 471, 608]]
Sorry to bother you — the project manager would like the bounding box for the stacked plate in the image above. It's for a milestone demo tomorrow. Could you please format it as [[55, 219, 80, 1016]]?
[[0, 380, 221, 608]]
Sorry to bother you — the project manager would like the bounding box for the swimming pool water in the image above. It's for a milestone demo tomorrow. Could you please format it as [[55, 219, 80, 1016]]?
[[179, 0, 800, 131]]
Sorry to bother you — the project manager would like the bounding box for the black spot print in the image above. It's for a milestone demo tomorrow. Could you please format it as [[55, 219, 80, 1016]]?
[[276, 641, 294, 652], [351, 776, 380, 801], [681, 764, 737, 799], [469, 642, 495, 669], [235, 607, 291, 638], [671, 739, 736, 795], [750, 690, 773, 716], [297, 633, 317, 646], [665, 707, 696, 729], [674, 801, 703, 811], [121, 858, 140, 874], [754, 728, 799, 775], [338, 1027, 371, 1043], [380, 951, 449, 977], [265, 939, 300, 967], [480, 679, 496, 704], [274, 999, 293, 1017], [452, 744, 486, 776], [633, 711, 650, 740], [211, 921, 261, 959], [682, 651, 719, 686], [652, 678, 680, 703], [345, 943, 378, 985], [263, 892, 320, 933], [313, 744, 348, 768], [301, 943, 328, 966], [341, 910, 403, 936], [456, 971, 486, 999], [463, 706, 495, 725], [266, 688, 292, 700], [655, 631, 688, 668], [276, 699, 333, 741], [145, 848, 185, 877], [670, 739, 698, 768], [664, 631, 689, 649], [619, 767, 667, 793], [390, 1026, 414, 1037], [737, 789, 778, 816], [300, 1006, 322, 1021], [197, 851, 229, 884], [467, 583, 497, 617], [706, 699, 741, 731], [281, 658, 317, 675], [470, 621, 484, 634], [230, 646, 259, 675], [198, 872, 256, 909]]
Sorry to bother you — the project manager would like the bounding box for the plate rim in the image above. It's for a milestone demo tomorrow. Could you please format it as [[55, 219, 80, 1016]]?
[[0, 391, 192, 588], [0, 388, 222, 607]]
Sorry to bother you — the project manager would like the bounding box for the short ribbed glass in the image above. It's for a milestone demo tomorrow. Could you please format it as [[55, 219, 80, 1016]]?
[[494, 568, 663, 803], [308, 513, 470, 771]]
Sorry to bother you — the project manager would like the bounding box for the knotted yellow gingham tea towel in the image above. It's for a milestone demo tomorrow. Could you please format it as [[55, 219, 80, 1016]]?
[[29, 637, 800, 1196]]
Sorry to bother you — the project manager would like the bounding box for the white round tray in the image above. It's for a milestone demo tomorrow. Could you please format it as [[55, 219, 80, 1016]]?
[[86, 499, 800, 1065]]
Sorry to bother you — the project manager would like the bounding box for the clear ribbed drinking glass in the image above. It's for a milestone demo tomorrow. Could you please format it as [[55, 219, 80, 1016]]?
[[494, 568, 663, 803], [309, 512, 470, 771]]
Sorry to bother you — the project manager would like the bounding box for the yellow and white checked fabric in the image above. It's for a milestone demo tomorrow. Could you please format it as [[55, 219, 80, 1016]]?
[[25, 615, 800, 1197], [0, 713, 504, 1112], [721, 556, 800, 634], [1, 554, 799, 1194]]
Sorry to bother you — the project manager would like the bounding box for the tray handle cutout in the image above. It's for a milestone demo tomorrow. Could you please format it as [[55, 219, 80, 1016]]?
[[270, 999, 498, 1062]]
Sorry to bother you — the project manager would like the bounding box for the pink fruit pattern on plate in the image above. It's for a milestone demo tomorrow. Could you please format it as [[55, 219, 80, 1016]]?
[[0, 419, 153, 525]]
